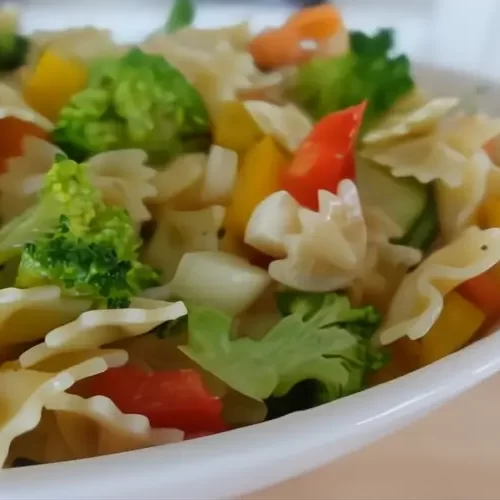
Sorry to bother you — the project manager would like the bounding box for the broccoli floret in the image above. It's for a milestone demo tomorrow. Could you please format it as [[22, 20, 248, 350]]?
[[0, 154, 159, 307], [292, 29, 414, 130], [53, 48, 211, 164], [0, 154, 96, 264], [0, 32, 29, 72]]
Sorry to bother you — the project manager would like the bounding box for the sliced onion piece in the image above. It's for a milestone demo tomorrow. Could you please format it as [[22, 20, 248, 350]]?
[[168, 251, 270, 316]]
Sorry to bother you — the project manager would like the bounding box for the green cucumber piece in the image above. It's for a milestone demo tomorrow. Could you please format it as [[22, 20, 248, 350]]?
[[356, 158, 439, 251], [395, 186, 439, 252], [357, 158, 427, 233]]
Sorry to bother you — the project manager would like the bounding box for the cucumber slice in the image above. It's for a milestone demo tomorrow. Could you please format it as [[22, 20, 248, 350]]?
[[396, 188, 439, 252], [356, 158, 439, 251]]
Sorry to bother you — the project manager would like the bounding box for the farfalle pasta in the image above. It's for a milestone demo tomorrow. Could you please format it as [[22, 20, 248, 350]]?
[[350, 207, 422, 308], [246, 182, 420, 301], [87, 150, 158, 224], [0, 139, 157, 223], [1, 0, 500, 470], [0, 83, 53, 131], [361, 99, 500, 240], [7, 393, 183, 465], [377, 227, 500, 346], [0, 137, 59, 221], [20, 298, 187, 368], [243, 101, 313, 152], [0, 353, 127, 466], [29, 26, 125, 63], [247, 180, 367, 291], [0, 287, 91, 350]]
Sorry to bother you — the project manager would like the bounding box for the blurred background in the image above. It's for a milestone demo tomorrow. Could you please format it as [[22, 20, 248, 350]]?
[[13, 0, 500, 81]]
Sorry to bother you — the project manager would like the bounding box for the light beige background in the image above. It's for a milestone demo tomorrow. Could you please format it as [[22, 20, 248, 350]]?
[[245, 374, 500, 500]]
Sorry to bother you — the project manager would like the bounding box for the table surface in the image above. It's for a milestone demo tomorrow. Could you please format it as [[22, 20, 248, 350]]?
[[243, 373, 500, 500]]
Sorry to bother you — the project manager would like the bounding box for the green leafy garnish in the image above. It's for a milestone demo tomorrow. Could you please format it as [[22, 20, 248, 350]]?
[[53, 48, 211, 164], [165, 0, 195, 34], [293, 29, 415, 129], [179, 293, 386, 401], [0, 155, 159, 307]]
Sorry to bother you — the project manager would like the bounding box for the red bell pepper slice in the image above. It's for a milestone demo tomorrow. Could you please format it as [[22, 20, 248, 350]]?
[[83, 365, 227, 435], [281, 101, 366, 211]]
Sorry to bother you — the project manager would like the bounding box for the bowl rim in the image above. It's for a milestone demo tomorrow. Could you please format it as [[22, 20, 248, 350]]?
[[2, 63, 500, 500]]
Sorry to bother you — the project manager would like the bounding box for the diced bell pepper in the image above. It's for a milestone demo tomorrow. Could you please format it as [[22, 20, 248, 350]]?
[[214, 101, 263, 155], [224, 135, 288, 239], [23, 50, 88, 122], [419, 291, 485, 366]]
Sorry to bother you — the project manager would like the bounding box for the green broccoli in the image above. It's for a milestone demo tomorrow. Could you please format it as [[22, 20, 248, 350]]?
[[266, 291, 388, 418], [53, 48, 211, 164], [0, 154, 159, 308], [292, 29, 415, 130], [0, 32, 29, 72]]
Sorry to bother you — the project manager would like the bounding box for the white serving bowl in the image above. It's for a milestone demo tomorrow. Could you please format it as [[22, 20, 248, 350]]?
[[2, 4, 500, 500]]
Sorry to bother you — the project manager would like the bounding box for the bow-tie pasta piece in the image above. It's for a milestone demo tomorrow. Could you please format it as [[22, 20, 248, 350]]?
[[0, 83, 53, 130], [29, 26, 126, 64], [268, 180, 367, 292], [143, 205, 225, 282], [377, 226, 500, 346], [87, 149, 158, 224], [145, 22, 252, 53], [243, 101, 313, 153], [1, 139, 158, 224], [7, 398, 182, 466], [0, 286, 91, 350], [151, 153, 206, 208], [363, 97, 458, 145], [350, 207, 422, 309], [20, 298, 187, 368], [42, 393, 182, 463], [0, 352, 128, 466], [361, 102, 500, 188], [444, 114, 500, 157], [362, 135, 466, 187], [0, 137, 60, 222], [437, 151, 492, 241]]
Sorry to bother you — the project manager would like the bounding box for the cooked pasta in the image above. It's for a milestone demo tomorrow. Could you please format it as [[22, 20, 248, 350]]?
[[20, 299, 187, 368], [87, 149, 158, 224], [0, 83, 53, 130], [377, 227, 500, 345], [0, 0, 499, 469]]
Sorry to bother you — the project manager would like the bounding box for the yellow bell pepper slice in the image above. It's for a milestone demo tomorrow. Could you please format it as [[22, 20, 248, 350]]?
[[478, 196, 500, 229], [420, 291, 485, 366], [224, 136, 288, 239], [214, 101, 263, 154], [23, 51, 88, 122]]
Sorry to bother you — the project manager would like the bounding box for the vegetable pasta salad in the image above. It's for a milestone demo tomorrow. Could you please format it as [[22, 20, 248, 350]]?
[[0, 0, 499, 468]]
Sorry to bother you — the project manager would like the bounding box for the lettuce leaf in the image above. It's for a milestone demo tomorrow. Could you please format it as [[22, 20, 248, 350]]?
[[179, 293, 386, 402]]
